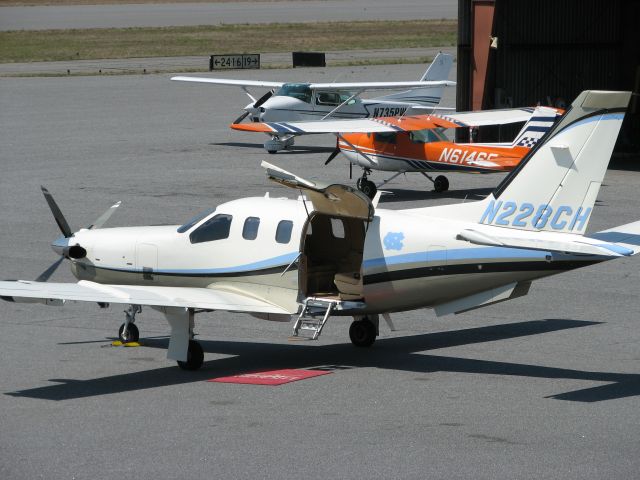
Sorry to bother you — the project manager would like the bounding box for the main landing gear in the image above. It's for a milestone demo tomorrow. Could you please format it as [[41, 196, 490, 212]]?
[[356, 169, 377, 199], [117, 305, 205, 370], [264, 135, 295, 154], [349, 315, 379, 348], [421, 172, 449, 193]]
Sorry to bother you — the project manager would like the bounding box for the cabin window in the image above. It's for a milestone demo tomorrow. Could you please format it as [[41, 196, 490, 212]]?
[[330, 218, 345, 238], [177, 208, 216, 233], [275, 83, 312, 104], [242, 216, 260, 240], [190, 214, 232, 243], [409, 128, 445, 144], [373, 132, 397, 144], [316, 92, 341, 106], [275, 220, 294, 244]]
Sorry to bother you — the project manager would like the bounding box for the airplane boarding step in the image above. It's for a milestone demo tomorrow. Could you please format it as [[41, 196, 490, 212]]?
[[291, 297, 337, 340]]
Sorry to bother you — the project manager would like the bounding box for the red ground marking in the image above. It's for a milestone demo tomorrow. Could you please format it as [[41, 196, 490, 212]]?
[[208, 368, 331, 386]]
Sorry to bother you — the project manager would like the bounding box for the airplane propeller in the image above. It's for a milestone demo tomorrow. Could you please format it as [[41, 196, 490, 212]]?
[[233, 90, 274, 124], [35, 187, 120, 282], [325, 146, 341, 165]]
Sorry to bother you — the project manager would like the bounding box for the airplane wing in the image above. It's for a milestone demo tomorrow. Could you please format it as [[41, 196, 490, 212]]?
[[171, 76, 284, 89], [0, 280, 293, 314], [308, 80, 455, 91], [231, 108, 541, 135]]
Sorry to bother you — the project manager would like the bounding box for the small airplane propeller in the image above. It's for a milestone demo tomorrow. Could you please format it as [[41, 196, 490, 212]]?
[[35, 187, 120, 282], [325, 146, 341, 165], [233, 90, 274, 124], [41, 186, 72, 238]]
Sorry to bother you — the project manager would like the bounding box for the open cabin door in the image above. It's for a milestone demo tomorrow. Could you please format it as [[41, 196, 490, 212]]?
[[262, 161, 374, 301]]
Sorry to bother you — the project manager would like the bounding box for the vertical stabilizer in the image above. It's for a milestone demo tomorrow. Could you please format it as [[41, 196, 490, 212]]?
[[509, 106, 560, 148], [374, 52, 453, 107], [479, 91, 631, 234]]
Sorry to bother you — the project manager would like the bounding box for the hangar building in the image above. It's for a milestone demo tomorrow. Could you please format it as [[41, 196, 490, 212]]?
[[457, 0, 640, 154]]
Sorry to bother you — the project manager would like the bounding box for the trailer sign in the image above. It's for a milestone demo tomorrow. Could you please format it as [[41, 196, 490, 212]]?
[[210, 54, 260, 70]]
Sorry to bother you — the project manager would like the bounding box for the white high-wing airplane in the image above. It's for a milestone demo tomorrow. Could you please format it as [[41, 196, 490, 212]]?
[[171, 52, 454, 152], [1, 90, 637, 373]]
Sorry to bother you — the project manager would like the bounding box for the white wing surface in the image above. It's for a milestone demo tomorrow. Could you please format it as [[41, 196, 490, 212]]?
[[0, 280, 292, 314], [171, 76, 284, 89], [231, 107, 541, 135]]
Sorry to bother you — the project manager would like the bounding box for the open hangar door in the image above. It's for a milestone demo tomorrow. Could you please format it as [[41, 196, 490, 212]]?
[[456, 0, 640, 157]]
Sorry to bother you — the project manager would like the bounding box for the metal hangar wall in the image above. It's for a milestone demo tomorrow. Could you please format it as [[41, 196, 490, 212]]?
[[457, 0, 640, 153]]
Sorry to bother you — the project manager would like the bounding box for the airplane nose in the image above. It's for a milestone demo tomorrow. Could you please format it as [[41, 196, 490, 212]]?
[[51, 235, 69, 256]]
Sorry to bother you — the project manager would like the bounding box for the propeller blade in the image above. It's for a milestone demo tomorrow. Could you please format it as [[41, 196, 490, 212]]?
[[35, 257, 64, 282], [233, 110, 250, 124], [253, 90, 273, 108], [325, 146, 341, 165], [89, 201, 121, 230], [41, 186, 72, 238]]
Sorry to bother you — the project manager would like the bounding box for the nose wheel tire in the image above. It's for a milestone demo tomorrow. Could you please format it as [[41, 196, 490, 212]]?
[[118, 323, 139, 343], [433, 175, 449, 193], [177, 340, 204, 371], [349, 318, 377, 347]]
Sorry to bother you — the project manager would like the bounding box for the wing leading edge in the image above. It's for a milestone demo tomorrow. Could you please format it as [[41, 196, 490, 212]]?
[[0, 280, 294, 314]]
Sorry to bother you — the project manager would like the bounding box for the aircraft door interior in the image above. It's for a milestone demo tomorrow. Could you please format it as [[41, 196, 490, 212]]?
[[299, 213, 365, 301]]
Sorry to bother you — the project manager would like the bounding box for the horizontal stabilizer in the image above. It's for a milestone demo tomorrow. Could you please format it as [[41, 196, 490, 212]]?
[[457, 228, 633, 257]]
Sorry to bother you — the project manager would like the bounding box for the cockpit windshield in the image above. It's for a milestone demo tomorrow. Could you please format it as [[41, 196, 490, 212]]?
[[275, 83, 313, 103], [177, 207, 216, 233], [408, 128, 449, 144]]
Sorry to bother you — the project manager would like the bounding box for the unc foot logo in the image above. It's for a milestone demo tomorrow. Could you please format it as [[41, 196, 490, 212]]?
[[383, 232, 404, 251]]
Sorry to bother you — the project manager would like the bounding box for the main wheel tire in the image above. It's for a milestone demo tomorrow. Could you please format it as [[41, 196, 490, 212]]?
[[267, 150, 277, 154], [118, 323, 139, 343], [349, 319, 376, 348], [177, 340, 204, 371], [360, 180, 377, 199], [433, 175, 449, 193]]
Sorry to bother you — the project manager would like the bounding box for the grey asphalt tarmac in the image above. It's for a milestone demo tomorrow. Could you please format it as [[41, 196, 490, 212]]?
[[1, 65, 639, 479], [0, 0, 457, 31]]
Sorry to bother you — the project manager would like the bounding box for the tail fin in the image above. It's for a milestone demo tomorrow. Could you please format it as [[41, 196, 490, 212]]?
[[509, 106, 560, 148], [478, 90, 631, 234], [374, 52, 453, 107], [420, 52, 454, 82]]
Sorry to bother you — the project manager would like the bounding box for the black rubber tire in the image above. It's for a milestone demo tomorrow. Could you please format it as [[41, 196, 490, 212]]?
[[267, 150, 277, 154], [177, 340, 204, 371], [118, 323, 139, 343], [349, 319, 376, 348], [433, 175, 449, 193], [360, 180, 377, 199], [356, 177, 365, 190]]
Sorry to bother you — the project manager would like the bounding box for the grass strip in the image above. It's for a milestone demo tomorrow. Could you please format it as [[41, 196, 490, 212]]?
[[0, 20, 456, 63]]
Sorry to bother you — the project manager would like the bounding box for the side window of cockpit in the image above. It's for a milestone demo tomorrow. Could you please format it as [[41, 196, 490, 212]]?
[[242, 217, 260, 240], [316, 92, 341, 106], [275, 220, 293, 244], [373, 132, 397, 144], [190, 214, 232, 244]]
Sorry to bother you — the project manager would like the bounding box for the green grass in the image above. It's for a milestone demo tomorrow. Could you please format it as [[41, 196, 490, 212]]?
[[0, 20, 456, 63]]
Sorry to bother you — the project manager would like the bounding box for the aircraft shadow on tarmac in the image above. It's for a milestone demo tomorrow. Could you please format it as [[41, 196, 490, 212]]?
[[7, 318, 640, 403]]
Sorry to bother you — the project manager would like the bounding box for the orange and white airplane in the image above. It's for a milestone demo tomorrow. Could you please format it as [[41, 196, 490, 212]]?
[[232, 106, 562, 197]]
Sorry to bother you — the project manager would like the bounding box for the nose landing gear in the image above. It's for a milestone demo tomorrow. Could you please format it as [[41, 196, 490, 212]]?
[[356, 169, 377, 199], [118, 304, 141, 343]]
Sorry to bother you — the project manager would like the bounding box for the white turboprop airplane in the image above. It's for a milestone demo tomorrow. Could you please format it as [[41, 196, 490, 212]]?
[[171, 52, 454, 152], [0, 90, 637, 373]]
